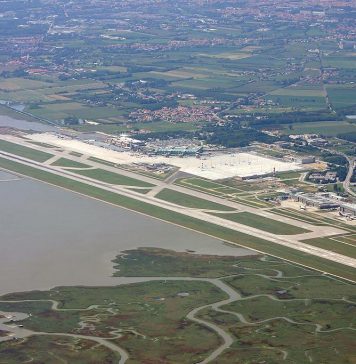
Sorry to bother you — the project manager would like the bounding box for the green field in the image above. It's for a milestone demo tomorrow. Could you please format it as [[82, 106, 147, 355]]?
[[73, 168, 155, 187], [209, 211, 310, 235], [51, 157, 90, 169], [0, 139, 53, 162], [302, 237, 356, 259], [69, 151, 83, 157], [156, 188, 236, 211], [281, 120, 356, 136]]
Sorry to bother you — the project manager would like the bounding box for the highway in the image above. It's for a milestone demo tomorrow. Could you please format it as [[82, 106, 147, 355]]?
[[1, 149, 355, 271]]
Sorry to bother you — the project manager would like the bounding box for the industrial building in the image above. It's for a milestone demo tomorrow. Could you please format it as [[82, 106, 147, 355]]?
[[293, 192, 341, 210], [153, 146, 202, 156], [340, 203, 356, 217], [293, 193, 356, 217], [108, 134, 145, 149], [296, 156, 315, 164], [308, 171, 337, 184]]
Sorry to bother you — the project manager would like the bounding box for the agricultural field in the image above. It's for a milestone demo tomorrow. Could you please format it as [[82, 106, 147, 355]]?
[[0, 0, 354, 145], [280, 120, 356, 136]]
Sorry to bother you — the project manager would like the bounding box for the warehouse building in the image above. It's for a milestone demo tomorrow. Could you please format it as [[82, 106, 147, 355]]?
[[293, 192, 341, 210], [339, 203, 356, 217]]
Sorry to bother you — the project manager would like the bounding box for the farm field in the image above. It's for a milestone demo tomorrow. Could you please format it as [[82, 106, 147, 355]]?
[[281, 120, 356, 136]]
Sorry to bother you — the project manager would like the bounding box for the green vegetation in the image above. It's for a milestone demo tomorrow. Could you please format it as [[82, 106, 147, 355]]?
[[0, 336, 121, 364], [275, 171, 301, 180], [0, 156, 355, 281], [87, 156, 116, 167], [51, 157, 90, 169], [209, 211, 310, 235], [113, 248, 258, 278], [73, 168, 155, 187], [281, 120, 356, 136], [271, 208, 327, 225], [27, 141, 56, 149], [0, 280, 225, 363], [69, 151, 83, 157], [156, 188, 235, 211], [1, 248, 355, 363], [302, 237, 356, 259], [0, 139, 53, 162]]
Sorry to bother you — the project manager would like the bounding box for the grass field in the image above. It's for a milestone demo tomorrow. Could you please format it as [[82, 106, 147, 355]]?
[[0, 139, 53, 163], [281, 120, 356, 136], [0, 156, 355, 281], [271, 208, 327, 225], [27, 141, 57, 149], [73, 168, 155, 187], [209, 211, 310, 235], [301, 237, 356, 259], [51, 157, 90, 169], [155, 188, 236, 211]]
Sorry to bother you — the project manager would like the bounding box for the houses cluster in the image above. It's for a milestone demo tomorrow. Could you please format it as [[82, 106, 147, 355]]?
[[130, 106, 221, 124]]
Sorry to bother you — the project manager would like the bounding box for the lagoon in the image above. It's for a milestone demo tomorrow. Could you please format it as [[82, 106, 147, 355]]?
[[0, 175, 253, 296]]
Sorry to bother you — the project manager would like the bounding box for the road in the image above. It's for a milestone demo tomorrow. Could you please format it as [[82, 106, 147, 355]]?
[[315, 143, 356, 198], [1, 149, 355, 271], [343, 156, 356, 198]]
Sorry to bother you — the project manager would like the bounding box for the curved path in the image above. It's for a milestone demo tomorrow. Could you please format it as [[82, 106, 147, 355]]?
[[0, 312, 128, 363], [1, 270, 355, 363]]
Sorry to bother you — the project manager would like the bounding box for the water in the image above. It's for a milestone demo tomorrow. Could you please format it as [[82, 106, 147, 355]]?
[[0, 177, 254, 296], [0, 170, 21, 181], [0, 114, 56, 132]]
